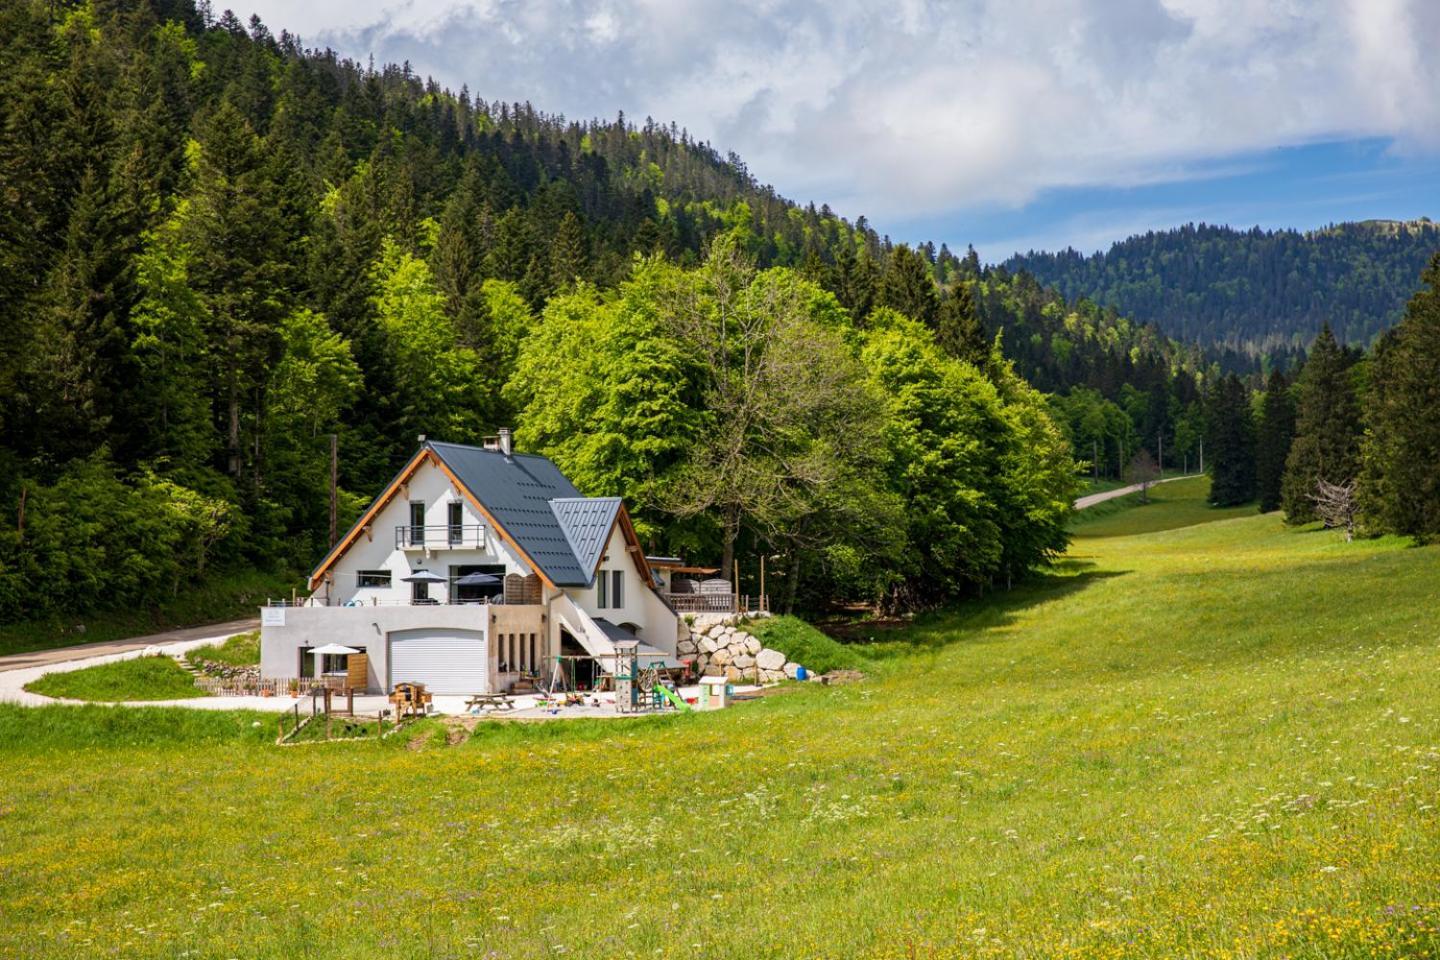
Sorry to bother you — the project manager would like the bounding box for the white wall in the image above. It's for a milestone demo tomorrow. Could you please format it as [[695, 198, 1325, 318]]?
[[320, 458, 532, 605], [260, 604, 491, 692], [566, 524, 680, 654]]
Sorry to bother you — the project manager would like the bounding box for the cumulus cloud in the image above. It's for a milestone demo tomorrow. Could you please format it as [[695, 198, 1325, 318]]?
[[239, 0, 1440, 223]]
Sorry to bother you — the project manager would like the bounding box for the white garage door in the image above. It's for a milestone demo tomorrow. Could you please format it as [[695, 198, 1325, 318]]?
[[388, 628, 487, 694]]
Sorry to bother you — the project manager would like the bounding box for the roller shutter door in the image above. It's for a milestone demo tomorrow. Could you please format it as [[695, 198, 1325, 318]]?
[[388, 628, 487, 694]]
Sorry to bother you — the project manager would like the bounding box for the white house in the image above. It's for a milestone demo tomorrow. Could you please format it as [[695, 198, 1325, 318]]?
[[259, 433, 682, 695]]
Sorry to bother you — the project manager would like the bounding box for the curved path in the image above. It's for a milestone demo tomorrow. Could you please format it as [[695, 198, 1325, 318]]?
[[1073, 474, 1198, 511]]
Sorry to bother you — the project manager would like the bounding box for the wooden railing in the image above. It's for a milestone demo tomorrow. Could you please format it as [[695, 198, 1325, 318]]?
[[664, 593, 768, 614]]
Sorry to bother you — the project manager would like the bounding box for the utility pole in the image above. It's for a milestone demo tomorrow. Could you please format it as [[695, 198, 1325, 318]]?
[[1157, 431, 1164, 479], [1199, 437, 1205, 474], [328, 434, 339, 547], [1092, 439, 1099, 482]]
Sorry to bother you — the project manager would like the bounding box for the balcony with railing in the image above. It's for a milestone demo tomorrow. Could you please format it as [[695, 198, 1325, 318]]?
[[395, 524, 486, 550], [662, 592, 769, 614]]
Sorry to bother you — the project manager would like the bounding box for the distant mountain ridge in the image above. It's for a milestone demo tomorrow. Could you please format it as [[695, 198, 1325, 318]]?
[[1003, 219, 1440, 354]]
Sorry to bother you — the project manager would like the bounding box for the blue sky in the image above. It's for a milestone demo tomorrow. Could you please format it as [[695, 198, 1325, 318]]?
[[900, 139, 1440, 262], [243, 0, 1440, 263]]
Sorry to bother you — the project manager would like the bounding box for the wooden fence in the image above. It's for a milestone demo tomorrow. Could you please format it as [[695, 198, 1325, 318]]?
[[191, 675, 350, 697]]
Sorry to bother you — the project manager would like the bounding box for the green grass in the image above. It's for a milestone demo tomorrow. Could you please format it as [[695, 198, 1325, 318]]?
[[746, 614, 866, 673], [185, 629, 260, 667], [22, 655, 206, 702], [1070, 474, 1254, 532], [2, 479, 1438, 958], [0, 704, 274, 750], [0, 567, 297, 658]]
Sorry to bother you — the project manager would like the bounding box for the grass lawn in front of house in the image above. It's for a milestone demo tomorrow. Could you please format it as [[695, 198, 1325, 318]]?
[[23, 655, 206, 702]]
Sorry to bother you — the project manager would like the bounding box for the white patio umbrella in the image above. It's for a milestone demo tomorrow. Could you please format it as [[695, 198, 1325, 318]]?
[[311, 643, 361, 676]]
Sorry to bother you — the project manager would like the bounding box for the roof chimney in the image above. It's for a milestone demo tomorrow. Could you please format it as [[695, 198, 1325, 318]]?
[[498, 427, 512, 456]]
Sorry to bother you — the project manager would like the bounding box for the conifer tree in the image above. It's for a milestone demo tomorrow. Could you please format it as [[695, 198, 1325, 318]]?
[[1254, 368, 1295, 512], [879, 244, 939, 327], [1281, 324, 1361, 523], [549, 211, 587, 292], [935, 283, 987, 366], [1206, 374, 1255, 506], [1358, 254, 1440, 539]]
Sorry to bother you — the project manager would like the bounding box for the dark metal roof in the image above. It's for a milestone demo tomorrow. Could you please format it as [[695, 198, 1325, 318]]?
[[550, 497, 621, 582], [591, 618, 680, 668], [426, 441, 597, 586]]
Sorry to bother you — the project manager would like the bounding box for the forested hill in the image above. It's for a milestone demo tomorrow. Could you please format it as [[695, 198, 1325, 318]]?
[[1004, 220, 1440, 353], [1, 0, 1220, 624]]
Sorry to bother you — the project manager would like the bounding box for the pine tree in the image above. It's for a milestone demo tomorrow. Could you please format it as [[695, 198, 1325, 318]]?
[[1206, 374, 1255, 506], [1254, 368, 1295, 512], [1358, 254, 1440, 539], [181, 99, 290, 483], [549, 211, 586, 292], [935, 283, 987, 366], [879, 244, 939, 327], [1281, 324, 1361, 523]]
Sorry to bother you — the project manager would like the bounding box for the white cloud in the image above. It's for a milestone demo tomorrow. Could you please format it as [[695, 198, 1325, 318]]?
[[236, 0, 1440, 222]]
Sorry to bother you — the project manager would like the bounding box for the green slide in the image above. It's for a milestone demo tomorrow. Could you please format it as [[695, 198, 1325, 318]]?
[[653, 684, 692, 712]]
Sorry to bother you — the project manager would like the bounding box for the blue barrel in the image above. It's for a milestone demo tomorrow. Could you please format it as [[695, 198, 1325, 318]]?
[[795, 666, 808, 681]]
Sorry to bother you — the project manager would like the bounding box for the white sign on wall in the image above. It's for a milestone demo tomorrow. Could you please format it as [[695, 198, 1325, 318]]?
[[261, 607, 286, 627]]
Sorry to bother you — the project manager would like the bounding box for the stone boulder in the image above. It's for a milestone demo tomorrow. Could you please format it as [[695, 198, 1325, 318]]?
[[756, 648, 786, 672], [699, 636, 720, 654], [783, 661, 801, 679], [742, 635, 762, 656], [731, 653, 755, 669], [711, 647, 732, 666]]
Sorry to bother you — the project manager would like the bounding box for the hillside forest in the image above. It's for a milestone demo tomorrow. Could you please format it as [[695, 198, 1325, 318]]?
[[1006, 220, 1440, 354], [2, 1, 1439, 629]]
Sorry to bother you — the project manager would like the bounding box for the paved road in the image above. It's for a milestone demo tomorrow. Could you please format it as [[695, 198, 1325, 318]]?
[[1073, 475, 1197, 511], [0, 617, 259, 674]]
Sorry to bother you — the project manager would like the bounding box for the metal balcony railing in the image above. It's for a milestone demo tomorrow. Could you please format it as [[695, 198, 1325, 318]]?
[[395, 524, 486, 550]]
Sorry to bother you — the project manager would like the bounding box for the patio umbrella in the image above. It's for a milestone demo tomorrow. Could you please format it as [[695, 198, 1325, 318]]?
[[401, 570, 448, 583], [311, 643, 361, 656], [454, 571, 502, 587], [311, 643, 361, 677]]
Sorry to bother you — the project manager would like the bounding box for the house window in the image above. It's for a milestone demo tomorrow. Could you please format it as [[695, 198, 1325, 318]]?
[[356, 570, 391, 588], [448, 502, 464, 545], [409, 501, 425, 546], [299, 646, 314, 679], [612, 570, 623, 608], [596, 570, 608, 608]]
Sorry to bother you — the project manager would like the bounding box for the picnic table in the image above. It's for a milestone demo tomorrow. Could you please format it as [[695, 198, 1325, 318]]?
[[464, 694, 515, 713]]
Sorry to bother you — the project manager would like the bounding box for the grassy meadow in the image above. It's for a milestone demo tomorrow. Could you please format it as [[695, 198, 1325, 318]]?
[[185, 630, 261, 668], [1, 478, 1438, 958], [23, 655, 206, 702]]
